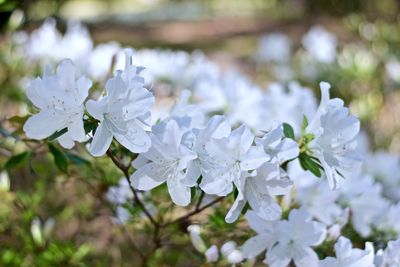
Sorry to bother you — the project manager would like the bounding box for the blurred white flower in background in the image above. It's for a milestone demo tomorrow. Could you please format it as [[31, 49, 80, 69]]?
[[256, 32, 292, 63], [302, 26, 337, 64]]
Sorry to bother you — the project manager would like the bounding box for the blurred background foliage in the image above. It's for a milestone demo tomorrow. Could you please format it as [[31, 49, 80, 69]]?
[[0, 0, 399, 266]]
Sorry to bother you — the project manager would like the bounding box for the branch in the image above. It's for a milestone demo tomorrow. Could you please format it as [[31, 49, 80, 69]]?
[[164, 196, 225, 226], [106, 149, 158, 227]]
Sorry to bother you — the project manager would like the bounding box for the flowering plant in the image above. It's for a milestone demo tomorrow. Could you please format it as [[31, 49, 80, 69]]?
[[2, 19, 400, 267]]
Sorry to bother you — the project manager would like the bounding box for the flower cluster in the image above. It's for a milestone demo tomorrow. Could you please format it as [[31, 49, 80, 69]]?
[[17, 19, 400, 266]]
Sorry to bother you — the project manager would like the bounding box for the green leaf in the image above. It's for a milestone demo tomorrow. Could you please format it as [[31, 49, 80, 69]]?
[[8, 115, 29, 126], [48, 143, 69, 173], [65, 152, 90, 166], [48, 128, 68, 141], [4, 151, 31, 169], [301, 115, 309, 133], [299, 153, 322, 177], [84, 121, 98, 134], [282, 123, 295, 139]]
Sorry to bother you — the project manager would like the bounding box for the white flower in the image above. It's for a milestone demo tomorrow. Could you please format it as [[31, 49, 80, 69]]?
[[200, 125, 269, 196], [241, 210, 277, 259], [86, 49, 154, 156], [265, 208, 326, 267], [376, 239, 400, 267], [257, 32, 292, 63], [226, 162, 292, 223], [221, 241, 244, 264], [131, 120, 196, 206], [187, 225, 207, 253], [337, 173, 388, 237], [320, 237, 375, 267], [23, 59, 92, 148], [194, 71, 264, 129], [225, 125, 298, 222], [107, 178, 133, 205], [0, 171, 10, 191], [205, 245, 219, 262], [302, 26, 337, 64], [255, 125, 300, 164], [364, 151, 400, 200], [306, 82, 361, 189], [185, 115, 231, 187], [296, 179, 343, 225], [260, 82, 317, 134]]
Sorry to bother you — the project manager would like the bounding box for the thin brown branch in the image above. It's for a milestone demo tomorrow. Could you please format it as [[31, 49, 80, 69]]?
[[106, 149, 158, 227], [164, 196, 225, 227]]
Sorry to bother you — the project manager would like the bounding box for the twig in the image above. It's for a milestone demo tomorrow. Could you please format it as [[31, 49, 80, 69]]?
[[106, 149, 158, 227], [164, 196, 225, 226]]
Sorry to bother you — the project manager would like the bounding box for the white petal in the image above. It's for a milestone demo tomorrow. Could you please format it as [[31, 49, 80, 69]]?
[[245, 210, 275, 234], [57, 133, 75, 149], [241, 234, 271, 259], [246, 181, 282, 221], [240, 145, 269, 170], [89, 122, 113, 157], [67, 114, 85, 142], [86, 98, 107, 121], [26, 78, 49, 109], [294, 247, 319, 267], [131, 162, 167, 190], [114, 123, 151, 153], [265, 245, 291, 267], [167, 176, 191, 206], [23, 110, 65, 139], [76, 75, 92, 101], [225, 191, 246, 223]]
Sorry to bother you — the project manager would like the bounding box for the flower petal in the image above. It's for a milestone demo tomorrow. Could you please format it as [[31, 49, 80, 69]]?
[[89, 121, 113, 156]]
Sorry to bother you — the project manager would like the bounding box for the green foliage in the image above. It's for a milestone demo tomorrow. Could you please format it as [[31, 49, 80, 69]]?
[[282, 122, 295, 139], [48, 143, 69, 173], [298, 153, 323, 177], [4, 151, 31, 169]]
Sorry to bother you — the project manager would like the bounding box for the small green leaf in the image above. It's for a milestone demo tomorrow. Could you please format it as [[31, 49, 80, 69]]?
[[299, 153, 322, 177], [84, 121, 98, 134], [4, 151, 31, 169], [48, 128, 68, 141], [8, 115, 29, 126], [65, 152, 90, 166], [301, 115, 309, 133], [48, 143, 69, 173], [282, 123, 295, 139]]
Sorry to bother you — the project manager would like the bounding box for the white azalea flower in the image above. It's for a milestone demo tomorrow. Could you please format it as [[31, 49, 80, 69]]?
[[364, 151, 400, 201], [302, 25, 337, 64], [241, 210, 277, 259], [296, 179, 343, 225], [260, 82, 317, 134], [23, 59, 92, 148], [226, 162, 292, 223], [205, 245, 219, 263], [306, 82, 361, 189], [187, 225, 207, 253], [221, 241, 244, 264], [265, 208, 326, 267], [131, 120, 196, 206], [320, 237, 375, 267], [185, 115, 231, 187], [86, 49, 154, 156], [225, 125, 298, 222], [255, 125, 299, 164], [257, 32, 292, 63], [200, 125, 269, 196], [376, 239, 400, 267]]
